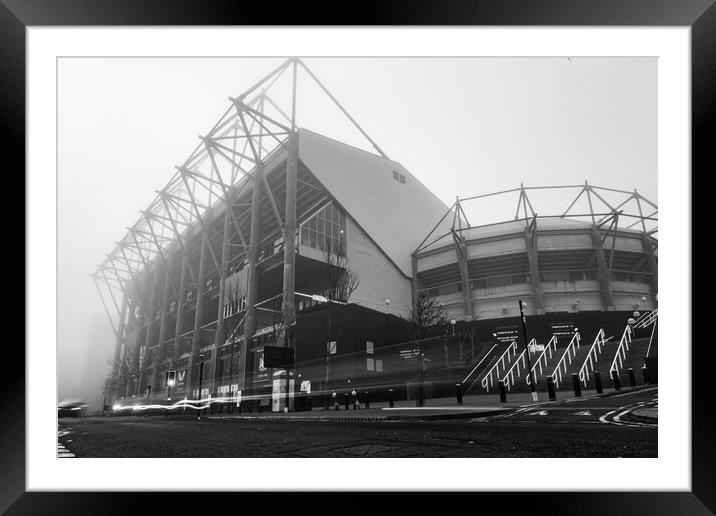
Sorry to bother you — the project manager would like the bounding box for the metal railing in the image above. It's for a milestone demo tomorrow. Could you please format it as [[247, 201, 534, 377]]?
[[609, 324, 633, 378], [481, 341, 518, 392], [525, 335, 558, 385], [462, 343, 498, 392], [645, 319, 658, 358], [501, 339, 536, 391], [550, 331, 581, 389], [634, 308, 658, 329], [578, 329, 609, 387]]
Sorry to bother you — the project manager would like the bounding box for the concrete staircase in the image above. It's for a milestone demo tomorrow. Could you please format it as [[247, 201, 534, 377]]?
[[464, 341, 519, 394], [461, 341, 510, 394], [605, 336, 652, 388]]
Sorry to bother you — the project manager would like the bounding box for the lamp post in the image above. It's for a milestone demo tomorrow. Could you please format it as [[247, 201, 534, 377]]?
[[166, 373, 175, 401], [197, 353, 205, 420], [519, 299, 538, 402]]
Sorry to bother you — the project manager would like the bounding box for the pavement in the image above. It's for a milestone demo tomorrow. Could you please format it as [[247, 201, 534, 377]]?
[[203, 385, 657, 422], [630, 406, 658, 422]]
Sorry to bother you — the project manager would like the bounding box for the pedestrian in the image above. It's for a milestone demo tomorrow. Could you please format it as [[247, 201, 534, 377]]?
[[332, 391, 340, 411], [351, 389, 360, 410]]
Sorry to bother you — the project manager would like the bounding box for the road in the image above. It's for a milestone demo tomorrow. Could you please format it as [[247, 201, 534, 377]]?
[[58, 388, 657, 458]]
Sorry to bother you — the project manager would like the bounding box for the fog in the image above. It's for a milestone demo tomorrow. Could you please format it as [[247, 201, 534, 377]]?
[[57, 57, 657, 409]]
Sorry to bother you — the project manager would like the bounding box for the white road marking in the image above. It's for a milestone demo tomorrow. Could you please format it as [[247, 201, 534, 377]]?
[[598, 400, 657, 428], [57, 442, 75, 458]]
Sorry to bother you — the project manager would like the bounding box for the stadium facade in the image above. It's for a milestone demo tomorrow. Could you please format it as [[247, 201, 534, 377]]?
[[94, 59, 657, 409]]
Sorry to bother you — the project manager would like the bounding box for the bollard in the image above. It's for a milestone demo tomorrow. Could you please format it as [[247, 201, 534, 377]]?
[[343, 393, 349, 410], [627, 368, 637, 388], [594, 371, 603, 394], [571, 373, 582, 397], [642, 365, 649, 385], [611, 370, 621, 391], [498, 380, 507, 403], [456, 383, 463, 405], [546, 376, 557, 401], [365, 391, 370, 409], [388, 388, 394, 408]]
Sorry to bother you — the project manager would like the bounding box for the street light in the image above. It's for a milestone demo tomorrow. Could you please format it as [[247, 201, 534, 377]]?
[[166, 370, 176, 401], [519, 299, 538, 402], [450, 319, 456, 336]]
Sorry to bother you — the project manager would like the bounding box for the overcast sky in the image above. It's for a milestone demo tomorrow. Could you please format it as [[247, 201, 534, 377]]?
[[57, 57, 657, 403]]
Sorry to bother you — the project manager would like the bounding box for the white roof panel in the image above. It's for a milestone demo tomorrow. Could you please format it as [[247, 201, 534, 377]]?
[[298, 129, 452, 276]]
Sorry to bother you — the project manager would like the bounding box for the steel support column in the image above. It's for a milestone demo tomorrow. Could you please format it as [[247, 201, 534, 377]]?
[[282, 130, 298, 335], [525, 224, 545, 315], [110, 296, 128, 401], [451, 230, 473, 321], [591, 225, 615, 311], [186, 230, 210, 397], [172, 251, 190, 368], [410, 254, 419, 308], [137, 277, 157, 395], [209, 210, 231, 393], [243, 162, 263, 393], [156, 264, 172, 380]]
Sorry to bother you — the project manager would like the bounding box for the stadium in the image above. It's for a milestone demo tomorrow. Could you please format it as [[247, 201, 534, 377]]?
[[95, 58, 658, 413]]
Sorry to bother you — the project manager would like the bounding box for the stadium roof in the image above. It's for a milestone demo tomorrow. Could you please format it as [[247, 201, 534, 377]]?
[[298, 129, 450, 276]]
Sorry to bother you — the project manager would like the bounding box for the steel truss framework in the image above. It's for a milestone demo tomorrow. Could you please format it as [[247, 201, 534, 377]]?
[[414, 183, 658, 319], [93, 58, 388, 400]]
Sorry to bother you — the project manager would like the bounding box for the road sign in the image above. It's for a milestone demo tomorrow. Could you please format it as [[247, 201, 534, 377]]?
[[263, 346, 294, 368]]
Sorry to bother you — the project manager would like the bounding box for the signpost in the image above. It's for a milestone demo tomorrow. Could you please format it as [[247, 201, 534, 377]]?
[[519, 300, 539, 402], [263, 346, 294, 368]]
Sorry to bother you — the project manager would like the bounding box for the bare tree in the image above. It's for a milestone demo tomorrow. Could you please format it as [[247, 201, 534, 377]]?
[[323, 247, 360, 303], [321, 246, 360, 401], [224, 283, 245, 411], [408, 291, 449, 406]]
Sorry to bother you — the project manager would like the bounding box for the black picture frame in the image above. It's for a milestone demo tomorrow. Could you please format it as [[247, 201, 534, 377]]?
[[5, 1, 709, 513]]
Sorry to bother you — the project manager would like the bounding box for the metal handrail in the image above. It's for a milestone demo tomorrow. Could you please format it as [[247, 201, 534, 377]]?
[[645, 319, 658, 358], [578, 328, 608, 387], [502, 339, 536, 391], [525, 335, 558, 385], [609, 324, 633, 378], [635, 308, 658, 329], [462, 343, 498, 385], [480, 341, 518, 392], [550, 331, 581, 389]]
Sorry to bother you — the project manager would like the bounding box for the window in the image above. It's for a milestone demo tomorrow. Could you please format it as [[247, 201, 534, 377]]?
[[224, 296, 246, 318], [392, 170, 406, 184], [299, 202, 346, 256], [366, 341, 378, 371]]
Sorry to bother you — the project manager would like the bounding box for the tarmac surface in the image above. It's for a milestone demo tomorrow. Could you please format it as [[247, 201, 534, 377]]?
[[58, 386, 657, 458]]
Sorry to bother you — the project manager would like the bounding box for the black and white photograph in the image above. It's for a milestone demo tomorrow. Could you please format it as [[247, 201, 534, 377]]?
[[12, 13, 704, 508], [57, 56, 659, 459]]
